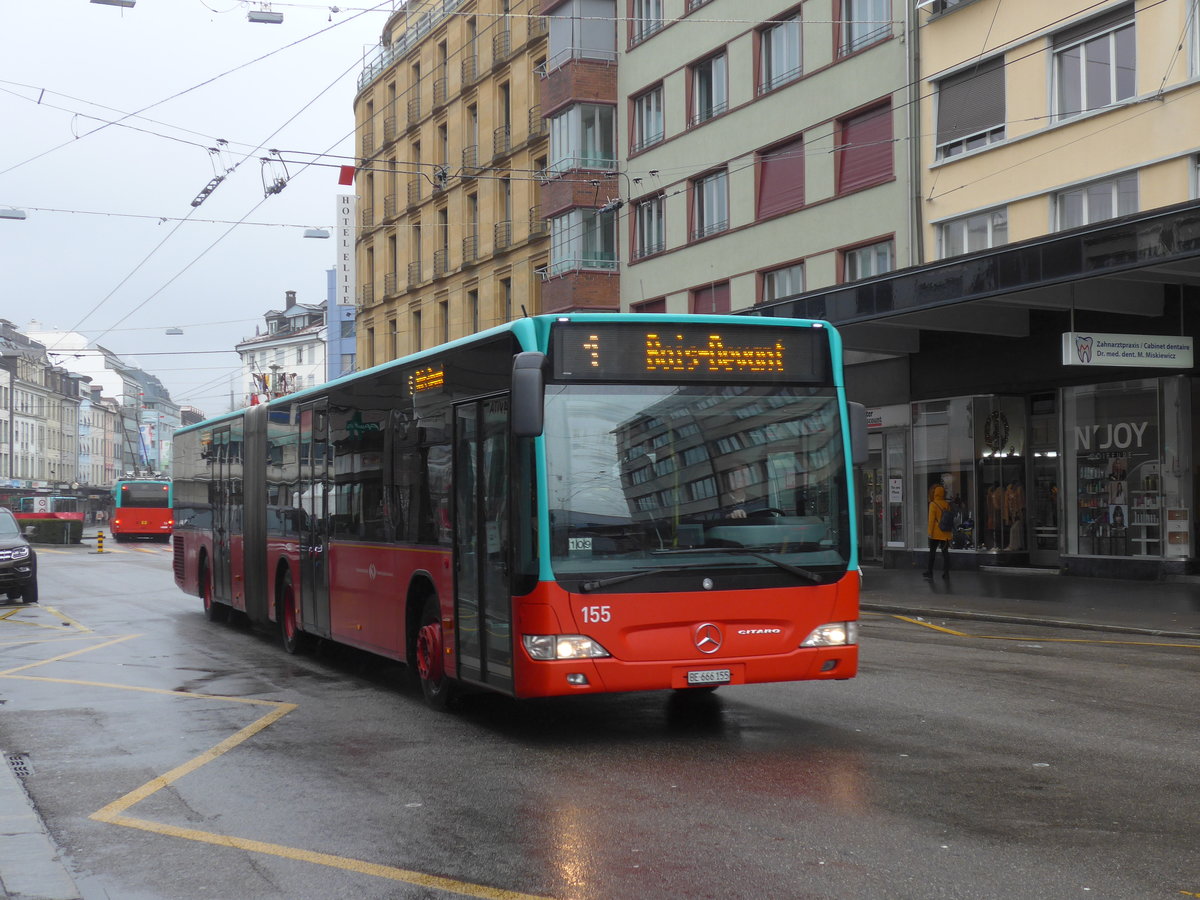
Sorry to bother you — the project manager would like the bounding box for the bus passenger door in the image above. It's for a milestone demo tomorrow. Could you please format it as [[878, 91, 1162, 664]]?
[[299, 400, 331, 637], [211, 425, 233, 603], [453, 398, 513, 692]]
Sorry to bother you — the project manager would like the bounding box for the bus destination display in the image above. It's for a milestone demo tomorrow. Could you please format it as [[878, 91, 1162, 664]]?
[[551, 322, 827, 383]]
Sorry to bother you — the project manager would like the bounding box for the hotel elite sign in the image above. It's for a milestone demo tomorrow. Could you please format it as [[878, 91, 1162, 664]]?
[[1062, 332, 1193, 369]]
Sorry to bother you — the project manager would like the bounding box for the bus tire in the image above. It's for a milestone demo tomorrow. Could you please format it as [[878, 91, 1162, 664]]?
[[415, 595, 455, 710], [201, 559, 229, 623], [278, 570, 311, 655]]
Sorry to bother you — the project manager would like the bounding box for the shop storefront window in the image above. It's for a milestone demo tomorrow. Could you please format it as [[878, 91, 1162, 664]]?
[[975, 396, 1028, 553], [1063, 378, 1192, 559], [911, 398, 975, 549]]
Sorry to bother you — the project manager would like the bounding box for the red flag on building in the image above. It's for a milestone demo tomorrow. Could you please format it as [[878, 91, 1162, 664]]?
[[338, 165, 356, 185]]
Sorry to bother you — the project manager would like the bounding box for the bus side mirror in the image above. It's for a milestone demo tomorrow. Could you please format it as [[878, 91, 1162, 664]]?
[[511, 351, 546, 438], [848, 401, 868, 467]]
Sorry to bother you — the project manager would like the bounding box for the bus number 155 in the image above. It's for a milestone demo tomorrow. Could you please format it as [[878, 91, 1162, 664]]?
[[581, 605, 611, 624]]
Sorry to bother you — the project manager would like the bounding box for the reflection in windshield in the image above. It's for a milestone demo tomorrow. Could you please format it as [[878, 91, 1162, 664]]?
[[543, 384, 849, 578]]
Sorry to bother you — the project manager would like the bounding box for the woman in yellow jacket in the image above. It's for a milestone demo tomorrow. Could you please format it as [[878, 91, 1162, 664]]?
[[923, 483, 952, 579]]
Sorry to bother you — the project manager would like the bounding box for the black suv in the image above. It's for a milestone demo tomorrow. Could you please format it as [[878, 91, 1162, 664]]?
[[0, 507, 38, 603]]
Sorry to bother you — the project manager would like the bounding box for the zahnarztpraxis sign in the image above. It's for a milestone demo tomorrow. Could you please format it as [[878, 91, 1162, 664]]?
[[1062, 332, 1194, 369]]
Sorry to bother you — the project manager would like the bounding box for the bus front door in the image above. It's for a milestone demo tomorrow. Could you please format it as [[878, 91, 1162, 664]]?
[[211, 426, 233, 603], [299, 401, 331, 638], [453, 398, 513, 692]]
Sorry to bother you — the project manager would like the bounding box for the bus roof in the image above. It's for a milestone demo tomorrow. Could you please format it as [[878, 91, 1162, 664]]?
[[175, 313, 839, 437]]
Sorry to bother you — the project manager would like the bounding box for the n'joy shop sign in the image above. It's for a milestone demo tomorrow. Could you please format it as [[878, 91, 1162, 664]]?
[[1063, 332, 1193, 368]]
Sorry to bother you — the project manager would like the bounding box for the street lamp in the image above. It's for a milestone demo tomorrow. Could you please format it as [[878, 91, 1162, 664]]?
[[0, 207, 27, 220]]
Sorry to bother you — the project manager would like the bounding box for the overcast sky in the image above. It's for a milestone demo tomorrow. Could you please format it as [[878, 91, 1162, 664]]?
[[1, 0, 399, 416]]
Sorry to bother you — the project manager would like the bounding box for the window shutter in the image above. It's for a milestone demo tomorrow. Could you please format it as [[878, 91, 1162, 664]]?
[[936, 56, 1005, 146], [691, 282, 731, 314], [837, 104, 893, 194], [756, 137, 805, 219], [1053, 4, 1134, 47]]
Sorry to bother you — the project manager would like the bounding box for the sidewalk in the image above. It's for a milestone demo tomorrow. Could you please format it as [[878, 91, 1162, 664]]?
[[0, 752, 81, 900], [861, 564, 1200, 639]]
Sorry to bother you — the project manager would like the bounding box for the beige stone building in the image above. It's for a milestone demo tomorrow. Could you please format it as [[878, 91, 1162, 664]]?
[[352, 0, 552, 366]]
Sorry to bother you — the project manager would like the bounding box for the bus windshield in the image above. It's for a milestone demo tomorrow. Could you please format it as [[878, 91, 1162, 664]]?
[[543, 383, 850, 581], [118, 483, 171, 508]]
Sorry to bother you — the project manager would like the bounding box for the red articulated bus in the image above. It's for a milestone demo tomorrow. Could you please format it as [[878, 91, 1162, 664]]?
[[14, 496, 85, 522], [111, 479, 174, 542], [172, 314, 866, 709]]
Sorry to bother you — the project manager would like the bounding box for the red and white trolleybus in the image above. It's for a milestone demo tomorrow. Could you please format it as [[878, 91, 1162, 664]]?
[[172, 314, 866, 707]]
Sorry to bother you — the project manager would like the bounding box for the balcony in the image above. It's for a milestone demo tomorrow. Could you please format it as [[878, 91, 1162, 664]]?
[[492, 29, 512, 67], [462, 234, 479, 265], [461, 54, 478, 86], [528, 105, 546, 138], [383, 115, 397, 145], [407, 178, 422, 208], [535, 265, 619, 314], [384, 272, 398, 297], [462, 144, 480, 176], [360, 206, 374, 228], [361, 130, 375, 159], [529, 206, 547, 236], [433, 248, 449, 278], [494, 220, 512, 251], [407, 260, 423, 288], [529, 14, 547, 38], [407, 96, 422, 129], [383, 193, 399, 220], [358, 283, 374, 307], [493, 124, 511, 158], [433, 76, 448, 109]]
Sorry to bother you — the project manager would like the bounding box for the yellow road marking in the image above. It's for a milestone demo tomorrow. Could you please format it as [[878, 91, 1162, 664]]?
[[890, 614, 1200, 650], [2, 625, 551, 899]]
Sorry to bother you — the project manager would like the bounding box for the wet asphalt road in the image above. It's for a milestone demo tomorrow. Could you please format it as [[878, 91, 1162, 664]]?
[[1, 542, 1198, 899]]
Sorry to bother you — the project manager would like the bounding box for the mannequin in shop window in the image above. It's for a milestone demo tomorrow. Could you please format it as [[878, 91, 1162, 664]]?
[[986, 483, 1002, 550], [1004, 481, 1025, 551]]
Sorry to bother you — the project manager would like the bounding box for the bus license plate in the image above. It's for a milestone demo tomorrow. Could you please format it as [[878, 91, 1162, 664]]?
[[687, 669, 731, 685]]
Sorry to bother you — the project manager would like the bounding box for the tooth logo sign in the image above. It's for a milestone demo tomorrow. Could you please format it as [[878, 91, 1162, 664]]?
[[1075, 335, 1093, 364]]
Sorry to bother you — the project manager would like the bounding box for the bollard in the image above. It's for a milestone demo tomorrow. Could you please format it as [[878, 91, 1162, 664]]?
[[96, 531, 105, 553]]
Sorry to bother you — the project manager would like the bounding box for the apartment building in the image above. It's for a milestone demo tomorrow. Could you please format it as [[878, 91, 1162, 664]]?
[[762, 0, 1200, 579], [353, 0, 552, 366], [237, 290, 329, 406], [614, 0, 916, 314]]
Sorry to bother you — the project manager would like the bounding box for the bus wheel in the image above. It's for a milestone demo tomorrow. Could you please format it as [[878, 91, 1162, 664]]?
[[279, 571, 310, 655], [201, 561, 229, 623], [415, 596, 455, 710]]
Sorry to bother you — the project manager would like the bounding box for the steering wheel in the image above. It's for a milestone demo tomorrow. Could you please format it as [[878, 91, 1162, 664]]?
[[750, 507, 786, 517]]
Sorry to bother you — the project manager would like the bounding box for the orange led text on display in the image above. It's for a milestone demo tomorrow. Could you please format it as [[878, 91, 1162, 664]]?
[[409, 366, 445, 394], [643, 333, 786, 373]]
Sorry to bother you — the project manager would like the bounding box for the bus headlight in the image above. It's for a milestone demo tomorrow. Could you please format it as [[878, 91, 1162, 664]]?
[[801, 622, 858, 647], [523, 634, 611, 660]]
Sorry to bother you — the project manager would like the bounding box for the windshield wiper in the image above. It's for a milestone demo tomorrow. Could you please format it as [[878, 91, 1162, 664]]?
[[652, 546, 825, 584], [579, 563, 723, 593]]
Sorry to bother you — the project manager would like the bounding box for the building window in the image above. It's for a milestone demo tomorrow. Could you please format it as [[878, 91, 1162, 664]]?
[[691, 169, 728, 240], [467, 288, 479, 332], [633, 195, 665, 259], [756, 136, 804, 219], [549, 209, 618, 275], [843, 239, 893, 282], [411, 309, 422, 352], [631, 0, 663, 45], [936, 55, 1005, 159], [760, 13, 802, 93], [1054, 6, 1136, 121], [634, 297, 666, 313], [761, 263, 805, 303], [1055, 172, 1137, 230], [549, 104, 616, 172], [296, 347, 304, 365], [690, 281, 730, 314], [842, 0, 890, 55], [836, 103, 893, 194], [938, 208, 1008, 258], [632, 85, 664, 152], [499, 277, 513, 321], [690, 53, 727, 125]]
